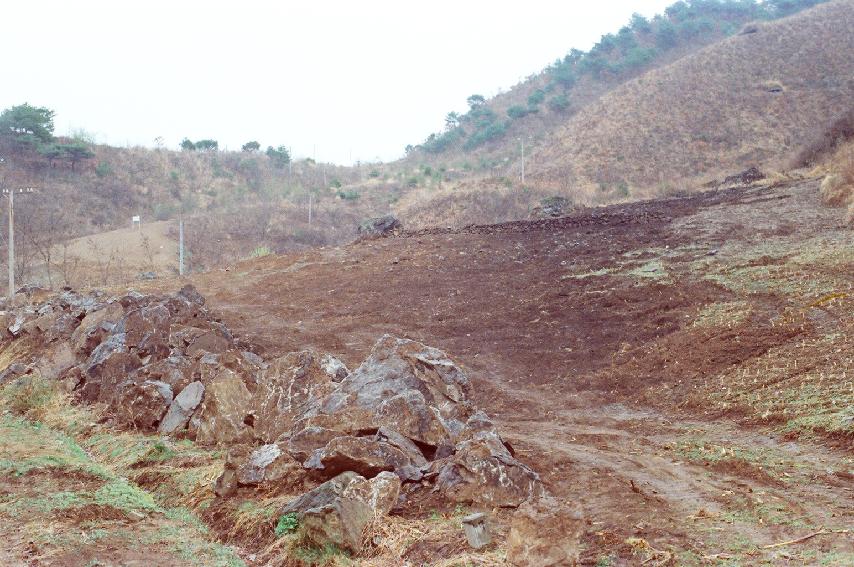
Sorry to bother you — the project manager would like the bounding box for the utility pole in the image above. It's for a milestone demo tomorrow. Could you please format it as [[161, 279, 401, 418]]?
[[308, 194, 313, 226], [178, 214, 185, 276], [3, 186, 36, 301]]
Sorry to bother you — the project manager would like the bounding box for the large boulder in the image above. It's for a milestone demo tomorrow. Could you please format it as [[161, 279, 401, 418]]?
[[189, 370, 254, 445], [280, 471, 401, 552], [114, 379, 173, 430], [78, 333, 143, 402], [293, 335, 473, 450], [435, 430, 542, 507], [253, 351, 342, 443]]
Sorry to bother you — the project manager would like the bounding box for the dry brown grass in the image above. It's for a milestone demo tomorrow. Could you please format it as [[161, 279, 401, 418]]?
[[531, 1, 854, 194], [820, 139, 854, 224], [398, 178, 604, 229]]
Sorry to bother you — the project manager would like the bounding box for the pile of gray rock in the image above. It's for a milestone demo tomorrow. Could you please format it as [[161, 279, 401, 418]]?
[[1, 286, 549, 556]]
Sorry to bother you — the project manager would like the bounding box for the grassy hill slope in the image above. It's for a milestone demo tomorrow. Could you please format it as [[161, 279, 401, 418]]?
[[531, 0, 854, 193]]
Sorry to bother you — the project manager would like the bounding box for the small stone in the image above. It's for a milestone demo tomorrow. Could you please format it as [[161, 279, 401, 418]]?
[[462, 512, 491, 550]]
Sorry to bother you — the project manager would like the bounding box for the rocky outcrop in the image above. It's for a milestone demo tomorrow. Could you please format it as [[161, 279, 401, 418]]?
[[531, 196, 574, 219], [356, 215, 402, 239]]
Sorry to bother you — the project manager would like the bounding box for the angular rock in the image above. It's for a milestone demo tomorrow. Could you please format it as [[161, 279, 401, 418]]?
[[281, 471, 401, 552], [286, 426, 341, 462], [137, 354, 194, 393], [237, 444, 282, 485], [253, 351, 340, 443], [34, 342, 77, 381], [0, 362, 29, 384], [320, 354, 349, 382], [8, 312, 33, 337], [213, 445, 251, 498], [79, 333, 143, 402], [722, 166, 764, 187], [304, 436, 413, 479], [376, 426, 427, 467], [22, 311, 61, 336], [122, 304, 171, 359], [436, 430, 542, 507], [236, 444, 301, 486], [159, 381, 205, 434], [190, 371, 254, 445], [531, 196, 573, 219], [186, 327, 233, 356], [341, 471, 400, 517], [115, 379, 174, 430], [177, 284, 205, 306], [462, 512, 491, 550], [45, 313, 82, 342], [71, 302, 124, 356]]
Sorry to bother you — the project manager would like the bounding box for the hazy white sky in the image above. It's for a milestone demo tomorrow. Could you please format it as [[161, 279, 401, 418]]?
[[2, 1, 674, 164]]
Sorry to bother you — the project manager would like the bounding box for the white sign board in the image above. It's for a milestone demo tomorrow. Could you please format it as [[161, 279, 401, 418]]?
[[132, 215, 141, 223]]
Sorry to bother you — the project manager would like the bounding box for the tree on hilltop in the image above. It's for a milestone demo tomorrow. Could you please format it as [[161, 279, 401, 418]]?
[[195, 139, 218, 151], [0, 103, 56, 150], [466, 94, 486, 109], [242, 140, 260, 152], [266, 145, 290, 168]]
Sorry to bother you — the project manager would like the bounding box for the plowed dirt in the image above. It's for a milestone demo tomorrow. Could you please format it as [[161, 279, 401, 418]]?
[[191, 178, 853, 565]]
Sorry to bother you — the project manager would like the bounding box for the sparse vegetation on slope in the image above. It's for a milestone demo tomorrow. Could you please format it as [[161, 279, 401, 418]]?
[[408, 0, 831, 161], [531, 0, 854, 194]]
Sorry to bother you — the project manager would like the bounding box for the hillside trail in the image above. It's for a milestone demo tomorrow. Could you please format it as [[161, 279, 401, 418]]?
[[188, 177, 853, 562]]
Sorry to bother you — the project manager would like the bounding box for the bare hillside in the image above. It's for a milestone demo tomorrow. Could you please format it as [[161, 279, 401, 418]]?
[[532, 0, 854, 192]]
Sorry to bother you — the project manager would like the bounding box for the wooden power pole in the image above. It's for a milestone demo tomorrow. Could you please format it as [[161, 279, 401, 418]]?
[[3, 186, 36, 301]]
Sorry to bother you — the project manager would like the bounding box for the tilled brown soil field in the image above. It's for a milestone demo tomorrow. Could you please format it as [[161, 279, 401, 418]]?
[[192, 178, 853, 565]]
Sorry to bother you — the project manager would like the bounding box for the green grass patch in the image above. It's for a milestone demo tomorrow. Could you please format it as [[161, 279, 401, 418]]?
[[275, 512, 299, 537]]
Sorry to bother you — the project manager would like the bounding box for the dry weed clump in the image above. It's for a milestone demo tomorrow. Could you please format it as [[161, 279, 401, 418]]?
[[819, 140, 854, 224], [796, 107, 854, 167], [2, 372, 64, 423]]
